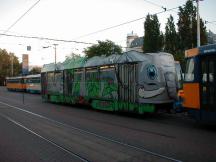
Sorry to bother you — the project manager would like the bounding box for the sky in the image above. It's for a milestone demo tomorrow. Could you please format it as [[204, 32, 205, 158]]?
[[0, 0, 215, 66]]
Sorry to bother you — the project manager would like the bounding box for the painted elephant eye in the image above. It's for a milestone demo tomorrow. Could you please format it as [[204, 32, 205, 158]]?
[[147, 65, 157, 80]]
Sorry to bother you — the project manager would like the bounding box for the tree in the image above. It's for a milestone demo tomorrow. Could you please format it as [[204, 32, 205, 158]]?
[[143, 14, 163, 53], [177, 0, 195, 50], [84, 40, 122, 58], [164, 15, 178, 54], [65, 52, 81, 60], [0, 49, 21, 85], [177, 0, 207, 51], [175, 0, 208, 69], [29, 66, 41, 74]]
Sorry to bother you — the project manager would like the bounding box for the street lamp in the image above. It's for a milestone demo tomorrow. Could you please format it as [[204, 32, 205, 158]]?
[[42, 44, 58, 70], [11, 54, 13, 77], [194, 0, 204, 47], [196, 0, 200, 47], [53, 44, 58, 70]]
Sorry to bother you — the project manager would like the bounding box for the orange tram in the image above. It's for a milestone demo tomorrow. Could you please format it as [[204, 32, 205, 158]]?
[[6, 74, 41, 93], [6, 76, 27, 91], [182, 44, 216, 124]]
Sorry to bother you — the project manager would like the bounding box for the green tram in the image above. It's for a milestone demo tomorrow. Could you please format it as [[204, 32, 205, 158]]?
[[26, 74, 41, 94], [41, 51, 178, 114], [182, 44, 216, 123]]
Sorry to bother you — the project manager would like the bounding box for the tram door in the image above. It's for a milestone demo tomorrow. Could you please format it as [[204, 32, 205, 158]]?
[[201, 56, 216, 111], [118, 63, 137, 104], [41, 73, 47, 95]]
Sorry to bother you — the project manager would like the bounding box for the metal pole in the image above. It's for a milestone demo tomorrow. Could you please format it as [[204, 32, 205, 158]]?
[[197, 0, 201, 47], [22, 72, 25, 105], [22, 81, 25, 104], [11, 55, 13, 76], [53, 44, 58, 70], [55, 45, 56, 66]]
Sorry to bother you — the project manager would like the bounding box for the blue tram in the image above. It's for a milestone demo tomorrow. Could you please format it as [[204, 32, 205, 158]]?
[[182, 44, 216, 123]]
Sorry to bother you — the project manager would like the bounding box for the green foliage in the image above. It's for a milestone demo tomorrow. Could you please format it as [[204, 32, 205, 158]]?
[[84, 40, 122, 58], [164, 15, 186, 68], [174, 0, 208, 67], [0, 49, 21, 85], [164, 15, 178, 54], [29, 66, 41, 74], [65, 52, 81, 61], [177, 0, 195, 50], [173, 51, 186, 72], [177, 0, 207, 50], [63, 53, 86, 69], [143, 14, 163, 53]]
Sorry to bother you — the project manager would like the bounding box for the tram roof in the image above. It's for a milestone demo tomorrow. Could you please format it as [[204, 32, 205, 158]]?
[[6, 76, 25, 80], [25, 74, 41, 78], [199, 44, 216, 55], [41, 50, 173, 72], [185, 44, 216, 58]]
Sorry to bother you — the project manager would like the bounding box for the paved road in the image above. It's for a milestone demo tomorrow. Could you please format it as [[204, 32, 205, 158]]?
[[0, 86, 215, 162]]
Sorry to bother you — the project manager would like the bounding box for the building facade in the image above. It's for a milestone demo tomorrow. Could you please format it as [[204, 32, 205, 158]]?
[[126, 31, 143, 52]]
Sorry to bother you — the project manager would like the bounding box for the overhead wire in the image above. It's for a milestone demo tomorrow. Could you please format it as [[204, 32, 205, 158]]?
[[143, 0, 164, 8], [74, 0, 216, 41], [205, 20, 216, 26], [142, 0, 178, 13], [2, 1, 211, 47], [0, 0, 183, 45], [0, 33, 95, 45], [72, 6, 179, 40], [3, 0, 41, 35], [0, 3, 182, 48]]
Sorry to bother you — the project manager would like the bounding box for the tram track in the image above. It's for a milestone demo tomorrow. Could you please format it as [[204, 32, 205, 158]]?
[[0, 100, 182, 162], [0, 94, 176, 139], [0, 113, 90, 162]]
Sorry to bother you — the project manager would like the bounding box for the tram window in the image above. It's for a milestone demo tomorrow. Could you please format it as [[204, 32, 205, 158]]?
[[47, 72, 54, 83], [210, 87, 214, 105], [7, 79, 19, 83], [209, 61, 214, 83], [202, 86, 207, 105], [86, 69, 98, 81], [100, 68, 117, 83], [184, 58, 195, 82], [27, 78, 40, 83], [175, 62, 183, 89], [21, 78, 26, 84], [74, 72, 82, 81], [202, 61, 207, 83]]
